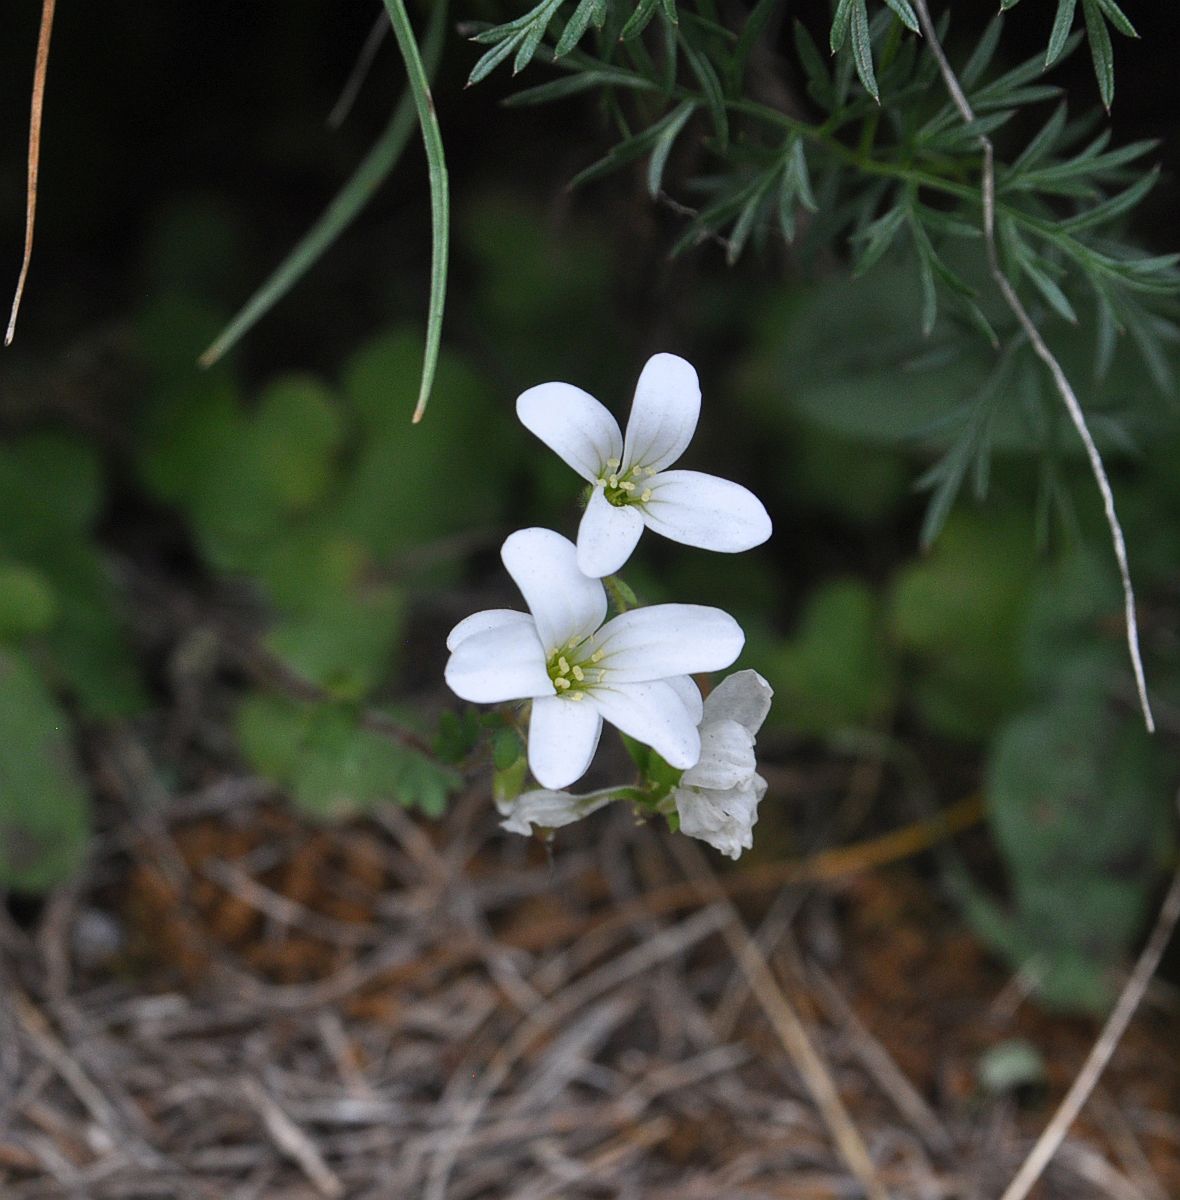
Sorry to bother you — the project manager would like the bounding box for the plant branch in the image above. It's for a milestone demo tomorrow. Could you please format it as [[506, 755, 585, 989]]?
[[912, 0, 1155, 733], [6, 0, 56, 347], [999, 845, 1180, 1200]]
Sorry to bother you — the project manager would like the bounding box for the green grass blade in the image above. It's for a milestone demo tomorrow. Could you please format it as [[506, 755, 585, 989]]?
[[382, 0, 450, 423], [200, 0, 448, 372]]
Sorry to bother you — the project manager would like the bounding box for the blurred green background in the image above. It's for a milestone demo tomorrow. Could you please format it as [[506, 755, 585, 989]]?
[[0, 1, 1178, 1012]]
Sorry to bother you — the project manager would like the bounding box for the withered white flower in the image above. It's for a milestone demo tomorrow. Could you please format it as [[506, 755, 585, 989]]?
[[516, 353, 772, 577], [495, 786, 617, 837], [444, 528, 744, 790], [674, 669, 773, 860]]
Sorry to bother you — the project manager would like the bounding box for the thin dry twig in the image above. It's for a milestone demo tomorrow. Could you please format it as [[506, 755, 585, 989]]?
[[669, 838, 891, 1200], [997, 862, 1180, 1200], [241, 1077, 344, 1198], [6, 0, 56, 346], [809, 962, 953, 1156], [912, 0, 1155, 733]]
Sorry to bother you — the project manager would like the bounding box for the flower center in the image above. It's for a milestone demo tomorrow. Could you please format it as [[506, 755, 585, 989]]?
[[597, 457, 655, 508], [546, 640, 607, 701]]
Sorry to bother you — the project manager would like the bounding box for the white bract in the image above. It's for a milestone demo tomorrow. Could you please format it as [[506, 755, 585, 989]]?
[[444, 528, 744, 790], [674, 670, 773, 860], [516, 353, 772, 577]]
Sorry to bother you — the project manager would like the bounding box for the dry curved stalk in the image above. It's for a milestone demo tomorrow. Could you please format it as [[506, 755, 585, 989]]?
[[6, 0, 56, 346], [911, 0, 1155, 734]]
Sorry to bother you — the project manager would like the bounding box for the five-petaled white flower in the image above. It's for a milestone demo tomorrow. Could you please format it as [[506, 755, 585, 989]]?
[[516, 353, 772, 578], [673, 669, 773, 860], [444, 528, 744, 790]]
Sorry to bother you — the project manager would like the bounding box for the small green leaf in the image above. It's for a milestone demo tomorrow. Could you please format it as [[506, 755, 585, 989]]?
[[767, 580, 895, 735], [909, 216, 939, 335], [435, 709, 480, 764], [793, 19, 832, 108], [254, 375, 343, 513], [554, 0, 603, 58], [0, 650, 91, 892], [848, 0, 879, 102], [829, 0, 855, 52], [961, 14, 1003, 86], [646, 100, 696, 197], [1094, 0, 1137, 38], [620, 0, 660, 40], [266, 583, 405, 701], [238, 694, 459, 820], [1046, 0, 1077, 66], [1081, 0, 1114, 108], [0, 562, 57, 637], [851, 202, 906, 276], [681, 39, 728, 151], [881, 0, 919, 34]]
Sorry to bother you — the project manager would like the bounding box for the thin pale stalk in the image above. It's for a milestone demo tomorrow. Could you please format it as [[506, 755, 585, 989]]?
[[200, 0, 448, 370], [6, 0, 56, 346], [1000, 860, 1180, 1200], [382, 0, 450, 424], [912, 0, 1155, 733]]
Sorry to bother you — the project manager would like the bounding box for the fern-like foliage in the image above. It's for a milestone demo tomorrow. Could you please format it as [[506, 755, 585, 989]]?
[[1000, 0, 1138, 108], [469, 1, 1177, 559]]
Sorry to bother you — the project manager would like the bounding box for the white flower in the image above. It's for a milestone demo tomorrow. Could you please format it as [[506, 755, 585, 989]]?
[[516, 353, 772, 578], [444, 528, 744, 790], [496, 786, 617, 837], [674, 670, 773, 860]]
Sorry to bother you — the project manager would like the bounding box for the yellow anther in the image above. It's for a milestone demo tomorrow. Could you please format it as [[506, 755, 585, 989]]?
[[569, 691, 586, 702], [558, 656, 569, 675], [641, 488, 653, 502], [619, 480, 636, 492], [554, 677, 570, 690], [571, 665, 584, 681], [590, 649, 604, 663], [606, 457, 620, 469], [607, 474, 619, 488]]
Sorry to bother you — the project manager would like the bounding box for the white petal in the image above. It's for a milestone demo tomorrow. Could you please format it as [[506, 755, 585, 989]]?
[[528, 695, 603, 789], [588, 604, 745, 683], [501, 528, 607, 654], [675, 775, 766, 860], [621, 353, 700, 474], [516, 382, 623, 484], [589, 680, 701, 769], [576, 486, 645, 578], [444, 621, 550, 703], [641, 470, 772, 553], [701, 669, 774, 735], [665, 674, 704, 724], [496, 787, 616, 836], [680, 718, 755, 790], [446, 608, 532, 652]]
